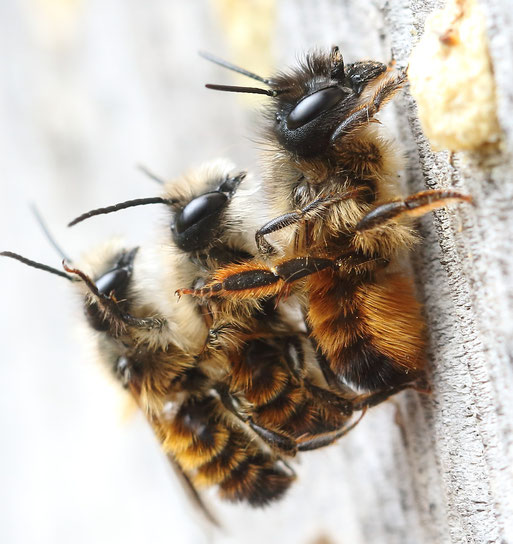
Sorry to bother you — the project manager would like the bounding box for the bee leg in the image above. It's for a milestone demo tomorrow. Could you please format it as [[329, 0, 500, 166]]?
[[256, 192, 364, 255], [63, 263, 166, 331], [247, 418, 298, 455], [351, 383, 415, 411], [216, 385, 298, 455], [297, 409, 366, 452], [297, 382, 416, 452], [304, 382, 355, 416], [119, 313, 166, 330], [256, 212, 299, 255], [177, 256, 335, 299], [330, 68, 406, 143], [356, 189, 473, 231], [177, 265, 283, 298]]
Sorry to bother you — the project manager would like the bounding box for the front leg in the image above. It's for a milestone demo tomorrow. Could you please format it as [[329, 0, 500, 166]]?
[[356, 189, 472, 231], [256, 190, 366, 256], [63, 263, 166, 331], [176, 257, 334, 299], [330, 67, 407, 143]]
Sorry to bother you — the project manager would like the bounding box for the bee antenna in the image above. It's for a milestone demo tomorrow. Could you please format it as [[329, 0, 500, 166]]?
[[205, 83, 282, 97], [199, 50, 275, 86], [68, 196, 177, 227], [30, 204, 72, 262], [136, 164, 165, 185], [0, 251, 74, 281]]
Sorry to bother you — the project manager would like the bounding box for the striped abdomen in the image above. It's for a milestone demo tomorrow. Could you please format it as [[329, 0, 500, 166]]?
[[230, 337, 351, 439], [153, 395, 294, 506], [307, 270, 426, 390]]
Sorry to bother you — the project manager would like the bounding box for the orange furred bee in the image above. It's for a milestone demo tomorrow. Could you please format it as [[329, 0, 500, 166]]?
[[179, 47, 472, 393]]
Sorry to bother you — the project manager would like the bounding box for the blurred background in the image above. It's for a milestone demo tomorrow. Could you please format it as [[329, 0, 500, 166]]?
[[1, 1, 512, 543]]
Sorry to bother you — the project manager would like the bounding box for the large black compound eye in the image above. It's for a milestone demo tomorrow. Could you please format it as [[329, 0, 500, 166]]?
[[86, 248, 137, 332], [286, 86, 349, 130], [172, 192, 230, 251], [93, 248, 137, 297], [175, 192, 228, 234], [95, 268, 129, 296]]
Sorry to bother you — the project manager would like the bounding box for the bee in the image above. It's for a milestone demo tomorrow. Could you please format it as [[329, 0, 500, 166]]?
[[1, 164, 297, 511], [66, 158, 411, 502], [134, 159, 422, 453], [178, 47, 472, 393], [1, 240, 220, 518]]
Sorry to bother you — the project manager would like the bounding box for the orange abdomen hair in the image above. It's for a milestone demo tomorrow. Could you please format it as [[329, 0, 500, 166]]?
[[307, 271, 426, 390]]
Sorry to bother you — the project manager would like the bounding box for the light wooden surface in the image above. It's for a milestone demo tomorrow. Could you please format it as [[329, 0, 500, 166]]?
[[1, 1, 512, 543]]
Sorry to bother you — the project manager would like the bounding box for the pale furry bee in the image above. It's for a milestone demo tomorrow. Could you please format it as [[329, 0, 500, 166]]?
[[179, 47, 472, 394], [3, 161, 313, 510], [1, 237, 224, 517], [64, 158, 411, 504], [2, 161, 302, 509]]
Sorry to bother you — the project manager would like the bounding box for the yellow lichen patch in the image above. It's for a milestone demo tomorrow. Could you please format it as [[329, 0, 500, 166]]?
[[408, 0, 501, 151]]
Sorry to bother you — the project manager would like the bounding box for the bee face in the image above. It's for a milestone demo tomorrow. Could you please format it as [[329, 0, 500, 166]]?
[[85, 247, 138, 332], [272, 85, 354, 158], [269, 49, 388, 158], [170, 171, 246, 252]]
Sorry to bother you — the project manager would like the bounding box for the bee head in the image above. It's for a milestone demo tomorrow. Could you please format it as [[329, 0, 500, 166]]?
[[201, 47, 392, 159], [67, 166, 246, 253], [170, 170, 246, 251], [270, 48, 388, 157]]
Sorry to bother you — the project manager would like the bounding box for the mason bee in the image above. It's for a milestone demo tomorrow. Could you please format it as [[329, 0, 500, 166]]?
[[1, 46, 473, 514], [179, 47, 472, 393], [65, 157, 418, 506], [2, 162, 305, 510]]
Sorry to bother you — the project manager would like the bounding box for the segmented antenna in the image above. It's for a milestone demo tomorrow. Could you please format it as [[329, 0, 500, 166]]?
[[0, 251, 73, 281], [68, 196, 176, 227], [199, 51, 273, 85], [199, 51, 285, 97], [137, 164, 165, 185], [30, 204, 71, 262], [205, 84, 279, 97]]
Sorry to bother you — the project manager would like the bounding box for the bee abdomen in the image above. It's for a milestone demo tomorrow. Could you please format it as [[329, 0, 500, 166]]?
[[252, 380, 305, 428], [155, 395, 294, 505], [308, 272, 426, 390], [219, 454, 295, 506], [231, 360, 290, 405], [155, 396, 228, 466], [236, 337, 348, 438], [194, 433, 249, 486], [330, 338, 422, 390]]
